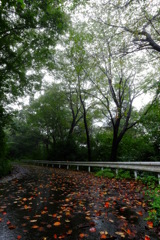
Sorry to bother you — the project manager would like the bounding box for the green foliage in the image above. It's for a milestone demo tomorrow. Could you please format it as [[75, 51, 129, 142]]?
[[0, 0, 72, 163], [91, 130, 113, 161], [118, 129, 155, 162], [145, 186, 160, 226], [140, 99, 160, 161], [49, 138, 82, 161], [116, 169, 132, 179], [95, 168, 115, 178], [137, 174, 158, 187]]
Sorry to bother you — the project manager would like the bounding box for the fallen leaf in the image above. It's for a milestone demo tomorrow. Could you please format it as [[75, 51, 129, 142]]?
[[89, 227, 96, 232], [53, 221, 61, 226], [79, 233, 85, 238], [38, 226, 45, 231], [31, 225, 39, 229], [147, 221, 153, 228], [100, 231, 108, 235], [137, 211, 143, 216], [115, 232, 125, 238], [66, 229, 72, 235], [145, 236, 150, 240], [104, 202, 110, 208], [47, 224, 52, 228], [53, 234, 57, 239], [30, 219, 37, 223], [65, 219, 70, 223], [126, 229, 131, 235], [100, 234, 107, 239], [17, 235, 22, 239], [8, 225, 16, 230]]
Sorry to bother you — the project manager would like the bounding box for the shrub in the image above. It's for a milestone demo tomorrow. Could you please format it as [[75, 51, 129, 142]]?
[[116, 169, 132, 179], [145, 186, 160, 226], [137, 175, 158, 187], [95, 168, 115, 178]]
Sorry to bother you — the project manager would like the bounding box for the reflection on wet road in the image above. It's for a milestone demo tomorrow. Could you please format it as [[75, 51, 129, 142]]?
[[0, 165, 158, 240]]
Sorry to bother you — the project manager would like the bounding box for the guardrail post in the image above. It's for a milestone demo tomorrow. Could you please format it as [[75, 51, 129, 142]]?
[[116, 169, 118, 176], [77, 166, 79, 171], [101, 167, 104, 171], [88, 166, 91, 172], [52, 164, 54, 168], [59, 164, 61, 169], [134, 171, 138, 180], [67, 165, 69, 170], [158, 174, 160, 185]]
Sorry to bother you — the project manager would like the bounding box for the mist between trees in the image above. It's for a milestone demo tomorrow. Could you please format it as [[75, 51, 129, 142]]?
[[0, 0, 160, 175]]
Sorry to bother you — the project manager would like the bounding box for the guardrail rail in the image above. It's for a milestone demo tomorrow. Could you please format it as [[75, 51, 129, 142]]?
[[22, 160, 160, 184]]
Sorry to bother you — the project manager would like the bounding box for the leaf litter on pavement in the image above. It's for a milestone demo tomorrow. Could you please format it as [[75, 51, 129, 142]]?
[[0, 165, 159, 240]]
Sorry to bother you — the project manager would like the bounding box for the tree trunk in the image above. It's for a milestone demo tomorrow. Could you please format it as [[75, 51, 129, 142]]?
[[80, 94, 92, 162], [68, 119, 76, 136], [110, 118, 121, 161], [110, 137, 119, 162]]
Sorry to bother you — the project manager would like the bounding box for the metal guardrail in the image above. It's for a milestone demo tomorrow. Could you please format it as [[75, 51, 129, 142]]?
[[22, 160, 160, 184]]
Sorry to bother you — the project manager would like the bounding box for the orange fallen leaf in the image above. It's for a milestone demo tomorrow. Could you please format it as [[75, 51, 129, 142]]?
[[22, 223, 27, 227], [65, 198, 70, 202], [104, 202, 109, 208], [17, 235, 22, 240], [53, 221, 61, 226], [147, 221, 153, 228], [38, 226, 45, 231], [53, 234, 57, 239], [66, 229, 72, 235], [41, 210, 47, 214], [100, 234, 107, 239], [137, 211, 143, 216], [145, 235, 150, 240], [79, 233, 85, 238], [9, 225, 16, 230], [58, 234, 65, 239], [126, 229, 131, 235], [31, 225, 39, 229]]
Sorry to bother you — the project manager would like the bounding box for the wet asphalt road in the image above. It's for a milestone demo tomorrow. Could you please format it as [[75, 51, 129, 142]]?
[[0, 165, 159, 240]]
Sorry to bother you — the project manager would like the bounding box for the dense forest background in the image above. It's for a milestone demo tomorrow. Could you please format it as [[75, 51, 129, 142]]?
[[0, 0, 160, 176]]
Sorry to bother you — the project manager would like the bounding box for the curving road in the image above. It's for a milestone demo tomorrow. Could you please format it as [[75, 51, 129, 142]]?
[[0, 165, 159, 240]]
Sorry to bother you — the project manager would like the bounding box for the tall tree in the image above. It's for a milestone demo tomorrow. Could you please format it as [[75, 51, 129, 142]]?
[[53, 28, 94, 161], [0, 0, 87, 163], [76, 0, 160, 161], [89, 0, 160, 54]]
